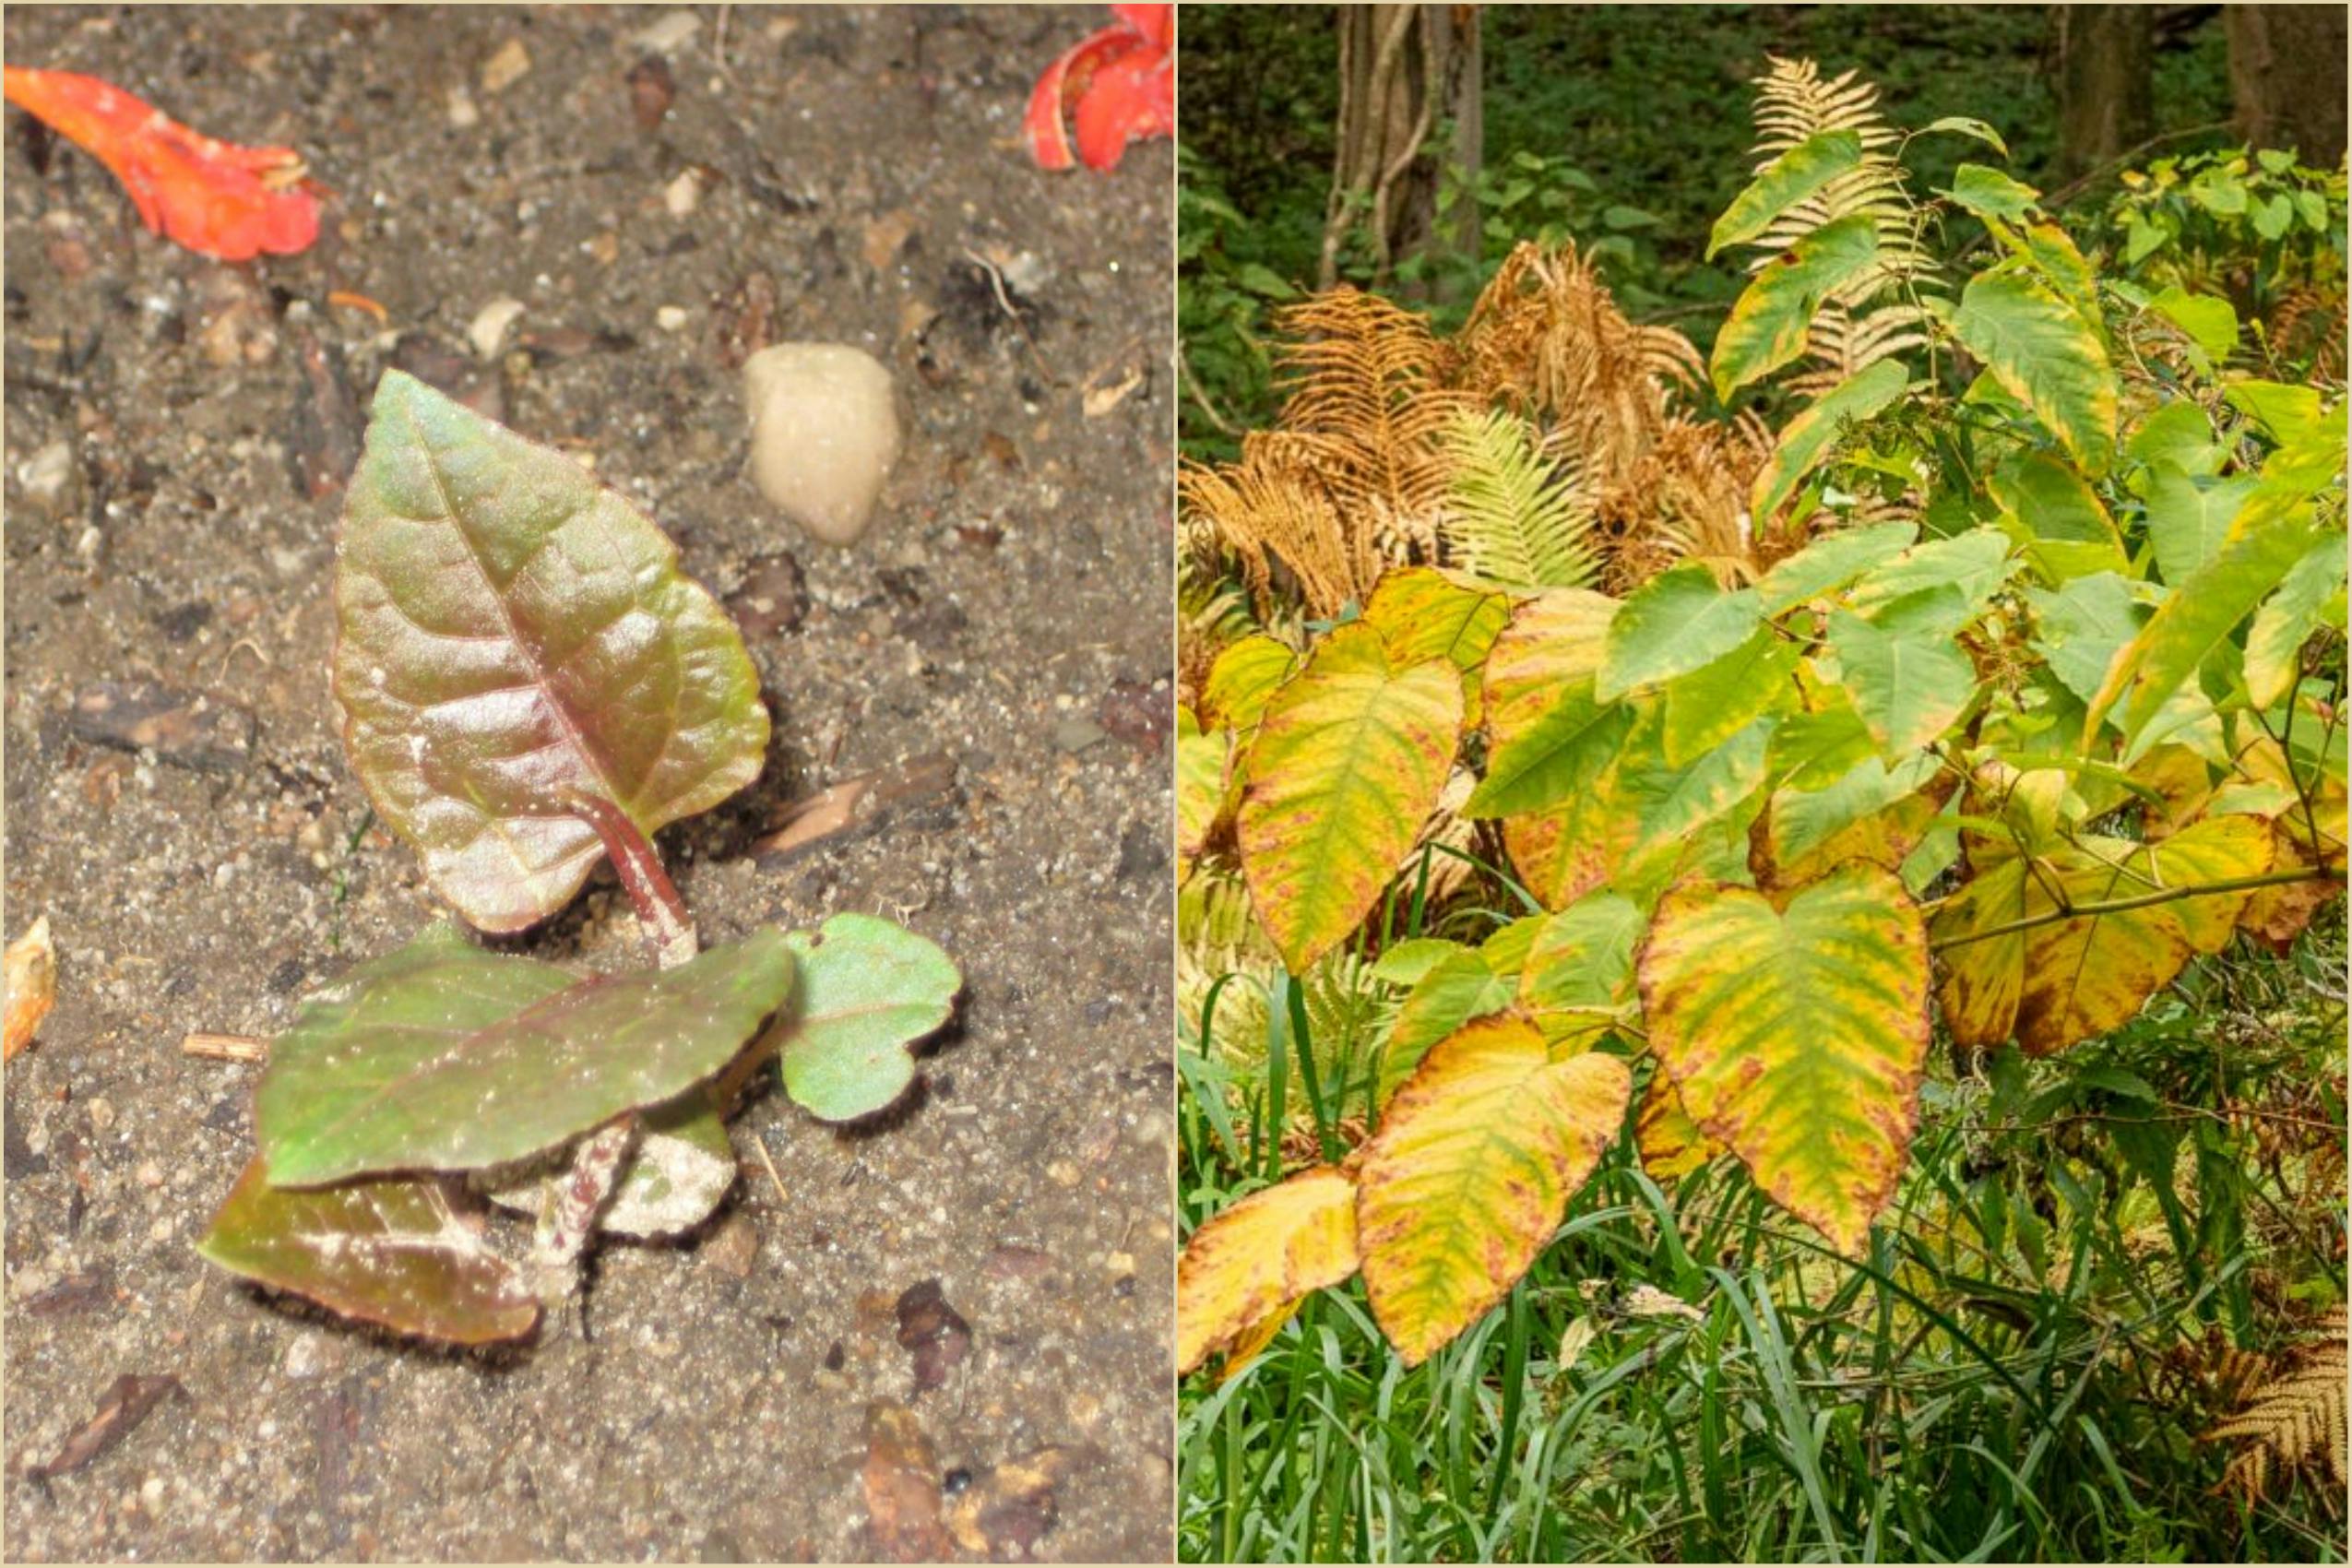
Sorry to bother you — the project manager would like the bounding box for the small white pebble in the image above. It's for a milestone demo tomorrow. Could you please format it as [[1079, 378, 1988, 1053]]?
[[662, 170, 702, 219], [655, 305, 690, 332], [469, 298, 527, 361], [741, 343, 902, 546]]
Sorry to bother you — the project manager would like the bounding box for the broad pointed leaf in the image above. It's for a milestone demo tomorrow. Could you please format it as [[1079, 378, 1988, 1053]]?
[[1201, 634, 1297, 736], [1947, 163, 2039, 220], [2087, 506, 2325, 747], [1376, 921, 1541, 1104], [333, 369, 769, 932], [1750, 362, 1912, 529], [1844, 530, 2016, 622], [1658, 629, 1799, 769], [1465, 678, 1632, 818], [1634, 1074, 1721, 1182], [1363, 567, 1508, 725], [1639, 866, 1931, 1256], [256, 923, 792, 1186], [774, 915, 961, 1122], [2142, 462, 2256, 583], [1707, 130, 1864, 258], [1238, 624, 1462, 971], [2244, 532, 2348, 708], [1752, 751, 1952, 889], [1711, 215, 1882, 399], [1598, 564, 1764, 701], [2027, 572, 2145, 707], [1358, 1015, 1629, 1365], [1829, 595, 1977, 756], [1950, 271, 2119, 475], [1174, 709, 1231, 881], [1176, 1166, 1360, 1375], [197, 1158, 539, 1344]]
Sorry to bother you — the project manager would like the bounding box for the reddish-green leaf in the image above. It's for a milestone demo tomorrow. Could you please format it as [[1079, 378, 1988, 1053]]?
[[196, 1157, 539, 1345], [256, 923, 792, 1186], [332, 370, 769, 932]]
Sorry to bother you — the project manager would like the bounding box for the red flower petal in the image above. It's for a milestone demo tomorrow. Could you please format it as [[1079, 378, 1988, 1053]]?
[[4, 66, 319, 261], [1071, 50, 1172, 172], [1111, 4, 1173, 53]]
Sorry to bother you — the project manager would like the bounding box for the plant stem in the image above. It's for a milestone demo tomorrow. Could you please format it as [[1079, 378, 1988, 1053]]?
[[1929, 866, 2339, 953], [562, 789, 697, 968]]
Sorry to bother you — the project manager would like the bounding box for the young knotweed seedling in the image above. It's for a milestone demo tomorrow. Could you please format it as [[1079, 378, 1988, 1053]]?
[[196, 370, 961, 1346]]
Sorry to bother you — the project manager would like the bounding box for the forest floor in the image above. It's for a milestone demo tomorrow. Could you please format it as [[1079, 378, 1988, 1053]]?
[[3, 6, 1172, 1560]]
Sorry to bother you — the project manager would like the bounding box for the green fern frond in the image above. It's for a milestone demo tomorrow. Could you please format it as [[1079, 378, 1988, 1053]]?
[[1438, 408, 1600, 589], [2210, 1307, 2348, 1501]]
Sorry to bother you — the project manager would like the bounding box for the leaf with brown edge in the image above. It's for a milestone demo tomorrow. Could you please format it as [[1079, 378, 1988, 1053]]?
[[1176, 1165, 1360, 1376], [1357, 1015, 1629, 1365], [332, 369, 768, 933], [1639, 866, 1930, 1256], [1363, 566, 1509, 727], [1237, 624, 1462, 971], [196, 1156, 539, 1345], [1750, 751, 1954, 890]]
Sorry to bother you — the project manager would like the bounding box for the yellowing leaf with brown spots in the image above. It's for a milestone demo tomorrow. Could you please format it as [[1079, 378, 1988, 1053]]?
[[1931, 816, 2276, 1055], [1634, 1072, 1722, 1182], [1237, 624, 1462, 971], [1356, 1014, 1629, 1365], [1176, 1165, 1360, 1376], [1639, 866, 1930, 1256]]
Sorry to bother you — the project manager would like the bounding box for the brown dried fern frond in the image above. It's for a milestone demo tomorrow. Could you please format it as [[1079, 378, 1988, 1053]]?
[[2269, 282, 2348, 381], [1179, 434, 1386, 621], [1455, 241, 1704, 479], [1598, 413, 1782, 590], [1269, 288, 1466, 557], [2210, 1306, 2347, 1503]]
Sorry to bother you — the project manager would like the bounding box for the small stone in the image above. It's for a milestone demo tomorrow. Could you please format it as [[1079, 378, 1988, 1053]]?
[[282, 1333, 339, 1380], [663, 169, 703, 218], [627, 11, 702, 53], [656, 305, 690, 332], [87, 1099, 115, 1132], [1051, 719, 1105, 754], [135, 1163, 164, 1189], [480, 37, 531, 95], [469, 298, 527, 361], [742, 344, 902, 547], [445, 83, 480, 127], [16, 440, 76, 517], [1046, 1158, 1079, 1187], [702, 1213, 760, 1278]]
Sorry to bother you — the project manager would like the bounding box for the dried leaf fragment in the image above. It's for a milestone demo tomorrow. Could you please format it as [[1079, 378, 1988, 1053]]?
[[862, 1400, 955, 1562], [5, 916, 57, 1062], [26, 1374, 185, 1482], [895, 1278, 973, 1392], [947, 1445, 1087, 1559]]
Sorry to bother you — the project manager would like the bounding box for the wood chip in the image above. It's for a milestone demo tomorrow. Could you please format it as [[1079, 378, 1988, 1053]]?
[[182, 1032, 267, 1063], [753, 753, 957, 863], [5, 916, 56, 1062]]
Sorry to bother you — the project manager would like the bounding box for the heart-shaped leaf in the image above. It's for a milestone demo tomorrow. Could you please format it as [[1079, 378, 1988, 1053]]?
[[256, 922, 792, 1186], [1639, 866, 1931, 1256], [774, 915, 963, 1123], [332, 369, 769, 933], [1176, 1164, 1360, 1375], [1357, 1014, 1630, 1365], [197, 1157, 539, 1345]]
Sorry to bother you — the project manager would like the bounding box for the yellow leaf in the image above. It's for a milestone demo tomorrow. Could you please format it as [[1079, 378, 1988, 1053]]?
[[1640, 866, 1931, 1256], [1357, 1014, 1629, 1365], [1634, 1072, 1722, 1181], [1176, 1165, 1360, 1377], [1238, 624, 1462, 971]]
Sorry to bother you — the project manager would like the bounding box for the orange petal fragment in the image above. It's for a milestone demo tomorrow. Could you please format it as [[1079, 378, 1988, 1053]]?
[[5, 916, 57, 1063]]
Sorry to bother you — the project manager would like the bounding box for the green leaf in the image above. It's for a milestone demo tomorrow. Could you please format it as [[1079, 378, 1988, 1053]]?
[[2088, 507, 2327, 747], [1707, 130, 1865, 258], [2147, 286, 2239, 362], [1598, 564, 1764, 700], [2245, 532, 2350, 708], [1238, 624, 1463, 971], [1235, 263, 1296, 300], [2126, 401, 2224, 476], [1918, 116, 2010, 157], [333, 370, 769, 933], [1658, 630, 1799, 768], [1639, 866, 1931, 1255], [1830, 595, 1978, 755], [2226, 381, 2326, 446], [1947, 163, 2039, 220], [1950, 272, 2120, 475], [198, 1157, 540, 1344], [1369, 937, 1467, 989], [1518, 892, 1644, 1026], [1377, 947, 1518, 1106], [1752, 751, 1949, 888], [1844, 529, 2016, 623], [1175, 711, 1230, 881], [2142, 462, 2257, 583], [1358, 1016, 1630, 1364], [1990, 451, 2121, 547], [775, 915, 962, 1122], [1711, 216, 1883, 398], [1466, 677, 1633, 819], [255, 923, 791, 1186], [2027, 572, 2146, 707], [1754, 517, 1918, 614], [1749, 362, 1912, 528]]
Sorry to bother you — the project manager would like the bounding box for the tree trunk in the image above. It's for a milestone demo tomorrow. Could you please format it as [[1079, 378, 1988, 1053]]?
[[2226, 5, 2348, 164], [2052, 6, 2155, 182], [1317, 5, 1482, 293]]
